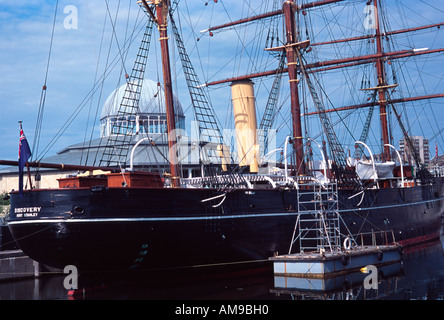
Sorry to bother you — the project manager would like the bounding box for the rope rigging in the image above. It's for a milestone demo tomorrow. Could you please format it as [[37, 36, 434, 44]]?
[[27, 0, 443, 184], [37, 3, 148, 162], [32, 0, 59, 163]]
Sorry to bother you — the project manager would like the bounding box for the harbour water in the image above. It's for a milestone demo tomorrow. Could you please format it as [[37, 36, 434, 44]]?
[[1, 232, 443, 301]]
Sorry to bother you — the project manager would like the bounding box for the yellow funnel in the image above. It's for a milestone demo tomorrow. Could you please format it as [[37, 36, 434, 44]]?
[[231, 80, 259, 173]]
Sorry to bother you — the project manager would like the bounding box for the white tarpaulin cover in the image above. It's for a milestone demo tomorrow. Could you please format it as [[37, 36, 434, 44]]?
[[355, 160, 395, 180]]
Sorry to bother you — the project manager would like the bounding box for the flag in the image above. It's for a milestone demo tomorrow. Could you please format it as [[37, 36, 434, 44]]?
[[18, 122, 32, 196]]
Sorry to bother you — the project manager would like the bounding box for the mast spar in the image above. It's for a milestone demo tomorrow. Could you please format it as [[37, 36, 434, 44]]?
[[142, 0, 180, 187], [372, 0, 391, 161], [283, 0, 305, 175]]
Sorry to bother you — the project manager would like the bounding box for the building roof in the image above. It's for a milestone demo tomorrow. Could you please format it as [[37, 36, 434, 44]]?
[[100, 79, 184, 120], [0, 135, 204, 175]]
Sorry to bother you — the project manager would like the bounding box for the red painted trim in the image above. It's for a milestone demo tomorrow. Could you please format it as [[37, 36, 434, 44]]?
[[398, 231, 441, 247]]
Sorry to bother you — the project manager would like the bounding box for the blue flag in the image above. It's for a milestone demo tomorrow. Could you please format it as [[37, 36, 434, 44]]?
[[18, 122, 32, 196]]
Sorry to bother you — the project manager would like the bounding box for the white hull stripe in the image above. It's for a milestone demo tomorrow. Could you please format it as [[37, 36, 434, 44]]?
[[7, 196, 444, 225]]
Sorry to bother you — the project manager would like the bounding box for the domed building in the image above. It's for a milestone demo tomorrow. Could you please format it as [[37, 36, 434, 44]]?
[[36, 79, 190, 168], [100, 79, 185, 137]]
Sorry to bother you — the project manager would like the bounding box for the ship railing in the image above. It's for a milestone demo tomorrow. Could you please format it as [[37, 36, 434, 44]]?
[[352, 229, 399, 248], [181, 173, 316, 189], [181, 175, 250, 189], [294, 229, 399, 253], [180, 171, 328, 190], [360, 176, 417, 188], [288, 229, 399, 255]]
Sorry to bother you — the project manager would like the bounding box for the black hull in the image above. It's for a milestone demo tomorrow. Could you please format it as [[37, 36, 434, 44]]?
[[6, 178, 444, 271]]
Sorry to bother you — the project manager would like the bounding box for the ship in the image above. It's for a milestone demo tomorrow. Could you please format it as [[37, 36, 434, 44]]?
[[2, 0, 444, 272]]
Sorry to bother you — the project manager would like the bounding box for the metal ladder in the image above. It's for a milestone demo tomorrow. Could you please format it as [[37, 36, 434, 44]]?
[[169, 13, 223, 147], [289, 183, 341, 254], [100, 19, 155, 167]]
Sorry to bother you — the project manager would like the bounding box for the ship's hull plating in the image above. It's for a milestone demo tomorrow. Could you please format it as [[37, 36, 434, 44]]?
[[7, 178, 444, 271]]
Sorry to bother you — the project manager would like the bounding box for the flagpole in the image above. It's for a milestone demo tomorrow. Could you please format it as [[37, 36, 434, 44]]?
[[18, 121, 32, 196], [18, 121, 24, 195], [19, 121, 33, 190]]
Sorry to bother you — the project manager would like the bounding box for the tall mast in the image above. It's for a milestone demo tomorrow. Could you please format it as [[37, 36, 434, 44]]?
[[152, 0, 180, 187], [283, 0, 305, 175], [373, 0, 391, 161]]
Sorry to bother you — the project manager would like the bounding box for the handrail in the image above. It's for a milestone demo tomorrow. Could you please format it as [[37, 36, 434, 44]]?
[[284, 136, 291, 184], [308, 138, 328, 183], [384, 143, 404, 187], [355, 140, 378, 186], [129, 137, 153, 171]]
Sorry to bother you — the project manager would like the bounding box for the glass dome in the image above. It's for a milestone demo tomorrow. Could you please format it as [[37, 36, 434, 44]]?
[[100, 79, 185, 137]]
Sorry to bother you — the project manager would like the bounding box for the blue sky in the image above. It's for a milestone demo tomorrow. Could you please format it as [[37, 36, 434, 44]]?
[[0, 0, 443, 163]]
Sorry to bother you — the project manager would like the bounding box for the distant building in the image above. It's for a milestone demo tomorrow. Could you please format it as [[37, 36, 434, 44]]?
[[399, 135, 430, 165]]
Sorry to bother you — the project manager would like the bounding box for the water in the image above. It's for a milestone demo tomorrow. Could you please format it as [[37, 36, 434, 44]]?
[[1, 234, 444, 301]]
